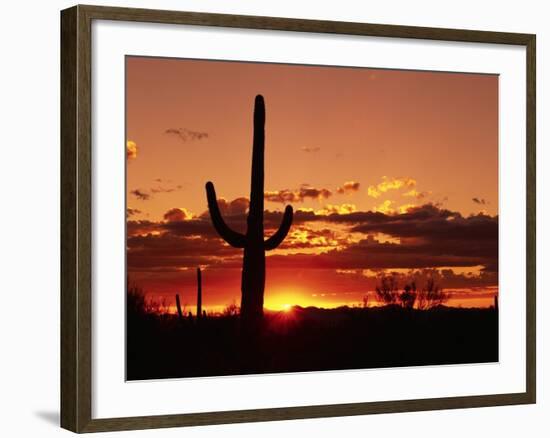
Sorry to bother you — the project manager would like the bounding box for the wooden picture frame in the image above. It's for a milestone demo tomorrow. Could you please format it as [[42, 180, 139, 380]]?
[[61, 4, 536, 433]]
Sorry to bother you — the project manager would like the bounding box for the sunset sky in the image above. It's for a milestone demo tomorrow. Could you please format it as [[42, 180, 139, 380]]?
[[126, 56, 498, 312]]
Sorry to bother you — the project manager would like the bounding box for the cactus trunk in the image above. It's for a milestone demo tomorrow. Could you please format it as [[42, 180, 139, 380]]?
[[205, 95, 293, 329], [196, 267, 202, 319], [240, 245, 265, 326], [175, 293, 183, 320], [241, 96, 266, 326]]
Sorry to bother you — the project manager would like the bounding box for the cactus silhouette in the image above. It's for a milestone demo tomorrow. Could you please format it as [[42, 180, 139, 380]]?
[[206, 95, 293, 328], [196, 267, 202, 319], [175, 293, 184, 320]]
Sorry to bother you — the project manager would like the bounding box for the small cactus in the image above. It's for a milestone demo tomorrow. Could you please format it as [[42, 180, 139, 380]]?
[[206, 95, 293, 328], [175, 293, 184, 320], [196, 267, 202, 319]]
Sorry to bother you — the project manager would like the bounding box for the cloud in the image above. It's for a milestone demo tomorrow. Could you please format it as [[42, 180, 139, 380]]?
[[397, 203, 417, 214], [126, 207, 142, 217], [127, 200, 498, 283], [264, 223, 497, 272], [127, 232, 240, 272], [373, 200, 394, 214], [301, 146, 320, 153], [283, 202, 457, 228], [333, 267, 498, 291], [264, 185, 332, 203], [371, 200, 417, 215], [472, 197, 488, 205], [316, 204, 357, 215], [126, 140, 137, 160], [163, 207, 193, 222], [403, 189, 429, 200], [276, 203, 497, 270], [261, 245, 491, 274], [130, 189, 150, 201], [367, 176, 416, 198], [161, 218, 224, 238], [199, 196, 250, 217], [127, 220, 160, 236], [264, 190, 298, 203], [336, 181, 360, 194], [349, 205, 498, 262], [151, 185, 181, 194], [130, 183, 182, 201], [278, 227, 339, 250], [165, 128, 208, 142]]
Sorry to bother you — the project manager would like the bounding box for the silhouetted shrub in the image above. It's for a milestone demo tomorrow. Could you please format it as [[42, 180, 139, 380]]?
[[416, 278, 449, 309], [127, 283, 147, 317], [223, 301, 240, 317], [375, 275, 400, 304], [399, 282, 417, 309]]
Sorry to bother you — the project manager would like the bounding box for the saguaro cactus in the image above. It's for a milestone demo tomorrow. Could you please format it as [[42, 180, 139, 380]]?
[[206, 95, 293, 327], [196, 267, 202, 319], [175, 293, 184, 320]]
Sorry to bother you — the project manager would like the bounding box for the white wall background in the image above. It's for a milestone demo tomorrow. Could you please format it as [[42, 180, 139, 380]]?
[[0, 0, 546, 436]]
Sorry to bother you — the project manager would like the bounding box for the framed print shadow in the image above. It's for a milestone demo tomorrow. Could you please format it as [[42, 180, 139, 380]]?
[[61, 4, 536, 433]]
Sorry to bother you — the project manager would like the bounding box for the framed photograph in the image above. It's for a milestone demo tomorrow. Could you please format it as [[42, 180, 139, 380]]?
[[61, 4, 536, 433]]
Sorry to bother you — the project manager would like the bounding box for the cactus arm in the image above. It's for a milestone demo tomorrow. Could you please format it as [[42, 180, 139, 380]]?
[[205, 181, 246, 248], [264, 205, 294, 251]]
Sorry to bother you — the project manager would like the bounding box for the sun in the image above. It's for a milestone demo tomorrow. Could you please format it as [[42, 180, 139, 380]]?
[[264, 289, 306, 312]]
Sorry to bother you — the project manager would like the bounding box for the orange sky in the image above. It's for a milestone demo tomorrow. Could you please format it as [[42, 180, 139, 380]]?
[[126, 56, 499, 311]]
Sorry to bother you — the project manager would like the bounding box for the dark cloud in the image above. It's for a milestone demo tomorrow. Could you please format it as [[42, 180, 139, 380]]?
[[263, 235, 495, 272], [126, 207, 142, 217], [264, 185, 332, 203], [127, 233, 240, 272], [350, 205, 496, 239], [127, 220, 159, 236], [131, 183, 182, 201], [472, 197, 488, 205], [165, 128, 209, 142], [272, 204, 497, 271], [204, 197, 250, 217], [163, 208, 193, 222], [336, 181, 360, 194], [289, 203, 459, 226], [161, 219, 222, 238], [273, 204, 498, 272], [131, 189, 150, 201], [127, 201, 498, 280]]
